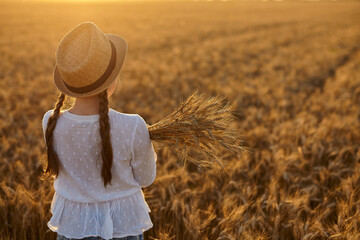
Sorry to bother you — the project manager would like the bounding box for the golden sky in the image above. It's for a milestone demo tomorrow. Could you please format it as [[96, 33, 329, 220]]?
[[10, 0, 149, 2]]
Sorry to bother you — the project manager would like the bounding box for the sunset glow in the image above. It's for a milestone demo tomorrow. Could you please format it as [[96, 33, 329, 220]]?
[[19, 0, 139, 2]]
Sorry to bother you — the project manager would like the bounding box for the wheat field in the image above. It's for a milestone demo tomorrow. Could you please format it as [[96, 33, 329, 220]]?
[[0, 1, 360, 239]]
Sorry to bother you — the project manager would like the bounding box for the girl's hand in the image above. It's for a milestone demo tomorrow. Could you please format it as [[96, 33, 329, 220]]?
[[146, 124, 155, 144]]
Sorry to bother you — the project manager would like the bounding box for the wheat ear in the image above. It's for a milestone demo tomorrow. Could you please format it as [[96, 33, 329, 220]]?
[[148, 91, 252, 170]]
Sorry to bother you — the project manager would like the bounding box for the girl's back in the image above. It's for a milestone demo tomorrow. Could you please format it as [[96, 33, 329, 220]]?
[[42, 108, 157, 239]]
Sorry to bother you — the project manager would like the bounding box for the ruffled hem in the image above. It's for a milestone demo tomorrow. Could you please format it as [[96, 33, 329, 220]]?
[[47, 189, 153, 239]]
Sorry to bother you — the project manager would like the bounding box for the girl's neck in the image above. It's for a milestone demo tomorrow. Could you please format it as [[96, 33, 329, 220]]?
[[69, 95, 100, 115]]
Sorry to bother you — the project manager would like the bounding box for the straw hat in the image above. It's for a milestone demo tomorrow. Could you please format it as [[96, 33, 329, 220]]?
[[53, 22, 127, 97]]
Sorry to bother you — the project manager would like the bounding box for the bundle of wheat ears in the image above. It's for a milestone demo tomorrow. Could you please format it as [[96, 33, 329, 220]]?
[[147, 91, 252, 171]]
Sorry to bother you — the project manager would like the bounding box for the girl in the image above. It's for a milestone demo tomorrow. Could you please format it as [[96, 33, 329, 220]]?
[[42, 22, 157, 240]]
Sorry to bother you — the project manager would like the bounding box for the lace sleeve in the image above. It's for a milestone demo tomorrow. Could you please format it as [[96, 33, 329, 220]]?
[[130, 115, 157, 188]]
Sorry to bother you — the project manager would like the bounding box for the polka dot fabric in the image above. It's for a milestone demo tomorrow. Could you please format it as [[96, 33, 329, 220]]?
[[42, 109, 157, 239]]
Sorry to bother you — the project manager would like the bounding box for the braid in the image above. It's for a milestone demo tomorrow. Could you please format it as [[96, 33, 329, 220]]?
[[98, 90, 113, 187], [45, 93, 66, 177]]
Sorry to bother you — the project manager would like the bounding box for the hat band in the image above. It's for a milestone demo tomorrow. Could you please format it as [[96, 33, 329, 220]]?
[[63, 39, 117, 94]]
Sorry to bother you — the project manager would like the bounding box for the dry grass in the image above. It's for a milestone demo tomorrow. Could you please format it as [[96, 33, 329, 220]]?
[[0, 1, 360, 239], [148, 91, 252, 170]]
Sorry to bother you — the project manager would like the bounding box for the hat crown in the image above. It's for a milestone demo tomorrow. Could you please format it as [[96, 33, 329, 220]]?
[[55, 22, 112, 88]]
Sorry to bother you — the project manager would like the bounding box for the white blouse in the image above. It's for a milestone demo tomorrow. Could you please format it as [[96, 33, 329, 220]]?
[[42, 108, 157, 239]]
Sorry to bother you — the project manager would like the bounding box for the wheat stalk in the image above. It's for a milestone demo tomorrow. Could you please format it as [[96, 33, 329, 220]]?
[[148, 91, 252, 170]]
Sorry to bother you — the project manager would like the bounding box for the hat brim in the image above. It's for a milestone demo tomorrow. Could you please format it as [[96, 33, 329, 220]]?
[[53, 33, 127, 98]]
